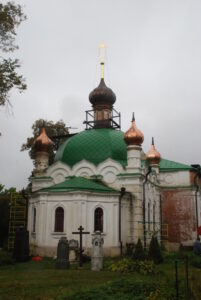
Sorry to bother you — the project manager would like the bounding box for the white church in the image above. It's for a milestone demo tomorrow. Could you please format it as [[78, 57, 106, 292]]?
[[28, 54, 201, 257]]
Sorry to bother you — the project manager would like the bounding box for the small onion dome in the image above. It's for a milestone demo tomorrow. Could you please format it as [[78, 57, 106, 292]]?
[[124, 113, 144, 146], [34, 127, 53, 152], [89, 78, 116, 106], [146, 137, 161, 165]]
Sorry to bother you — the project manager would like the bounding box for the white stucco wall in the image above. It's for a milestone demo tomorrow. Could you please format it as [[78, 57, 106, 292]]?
[[28, 191, 133, 256], [159, 171, 191, 187]]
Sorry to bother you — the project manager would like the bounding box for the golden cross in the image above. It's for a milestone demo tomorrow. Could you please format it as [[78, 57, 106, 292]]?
[[99, 43, 106, 79]]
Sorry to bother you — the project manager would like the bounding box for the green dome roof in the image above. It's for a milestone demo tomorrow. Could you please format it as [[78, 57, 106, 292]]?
[[55, 128, 127, 167]]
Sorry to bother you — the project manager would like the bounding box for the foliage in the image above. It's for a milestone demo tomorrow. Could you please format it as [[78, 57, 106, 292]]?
[[0, 1, 26, 106], [0, 199, 9, 247], [1, 257, 200, 299], [64, 278, 157, 300], [0, 184, 17, 248], [148, 236, 163, 264], [190, 255, 201, 269], [132, 238, 146, 260], [108, 258, 156, 275], [0, 250, 15, 266], [126, 242, 135, 256], [21, 119, 69, 165], [0, 184, 16, 195]]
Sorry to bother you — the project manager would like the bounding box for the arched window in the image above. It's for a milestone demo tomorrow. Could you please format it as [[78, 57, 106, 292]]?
[[94, 207, 103, 232], [33, 207, 36, 232], [54, 207, 64, 232]]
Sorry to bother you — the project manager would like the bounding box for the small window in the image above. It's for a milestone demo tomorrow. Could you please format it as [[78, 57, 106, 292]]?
[[94, 207, 103, 232], [33, 207, 36, 232], [54, 207, 64, 232]]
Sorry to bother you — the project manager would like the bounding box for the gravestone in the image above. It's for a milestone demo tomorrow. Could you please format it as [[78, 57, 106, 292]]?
[[13, 227, 29, 262], [56, 237, 69, 269], [69, 239, 79, 263], [91, 231, 104, 271]]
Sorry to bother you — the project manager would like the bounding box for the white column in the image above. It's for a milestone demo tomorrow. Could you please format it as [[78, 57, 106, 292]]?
[[126, 145, 142, 173], [34, 151, 49, 175]]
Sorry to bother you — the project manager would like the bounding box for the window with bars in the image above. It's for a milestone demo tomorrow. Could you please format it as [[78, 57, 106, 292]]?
[[94, 207, 103, 232], [54, 207, 64, 232]]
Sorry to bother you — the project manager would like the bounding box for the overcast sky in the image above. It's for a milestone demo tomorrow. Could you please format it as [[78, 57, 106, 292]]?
[[0, 0, 201, 189]]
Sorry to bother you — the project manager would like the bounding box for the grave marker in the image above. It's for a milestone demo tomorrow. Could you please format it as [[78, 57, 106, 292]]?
[[56, 237, 69, 269], [72, 226, 90, 267]]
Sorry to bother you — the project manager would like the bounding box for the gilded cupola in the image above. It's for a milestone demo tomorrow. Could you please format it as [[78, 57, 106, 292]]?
[[146, 137, 161, 165], [124, 113, 144, 146], [33, 126, 53, 152]]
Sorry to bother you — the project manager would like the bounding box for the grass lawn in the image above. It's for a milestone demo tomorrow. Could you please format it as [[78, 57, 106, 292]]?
[[0, 254, 201, 300]]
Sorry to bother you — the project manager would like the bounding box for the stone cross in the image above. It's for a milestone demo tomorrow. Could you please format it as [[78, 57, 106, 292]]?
[[56, 237, 69, 269], [72, 225, 90, 267], [91, 231, 104, 271]]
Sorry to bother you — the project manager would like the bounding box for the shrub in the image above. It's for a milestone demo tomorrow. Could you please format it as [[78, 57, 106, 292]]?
[[108, 258, 132, 273], [0, 250, 15, 266], [126, 242, 135, 256], [191, 255, 201, 269], [132, 238, 146, 261], [136, 260, 156, 275], [148, 236, 163, 264], [108, 257, 156, 275]]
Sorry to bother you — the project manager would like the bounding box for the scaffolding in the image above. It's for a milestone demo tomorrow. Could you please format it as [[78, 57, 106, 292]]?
[[137, 221, 169, 251], [8, 192, 28, 250]]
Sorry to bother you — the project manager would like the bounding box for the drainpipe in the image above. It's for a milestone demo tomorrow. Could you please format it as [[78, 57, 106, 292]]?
[[143, 166, 152, 249], [193, 165, 201, 239], [160, 194, 163, 245], [119, 187, 126, 257]]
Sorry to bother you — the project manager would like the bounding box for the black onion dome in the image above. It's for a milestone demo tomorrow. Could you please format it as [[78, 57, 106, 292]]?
[[89, 79, 116, 106]]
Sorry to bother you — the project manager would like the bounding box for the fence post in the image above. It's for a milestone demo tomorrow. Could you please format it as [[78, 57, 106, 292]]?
[[185, 256, 189, 299], [175, 260, 179, 300]]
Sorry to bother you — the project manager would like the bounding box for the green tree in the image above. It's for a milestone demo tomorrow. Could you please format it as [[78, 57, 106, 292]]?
[[148, 236, 163, 264], [0, 1, 26, 106], [132, 238, 146, 261], [21, 119, 70, 165], [0, 185, 17, 248]]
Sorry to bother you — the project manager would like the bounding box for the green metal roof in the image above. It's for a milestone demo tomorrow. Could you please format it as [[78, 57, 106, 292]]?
[[55, 128, 127, 167], [159, 158, 193, 172], [40, 176, 118, 193], [141, 158, 192, 172]]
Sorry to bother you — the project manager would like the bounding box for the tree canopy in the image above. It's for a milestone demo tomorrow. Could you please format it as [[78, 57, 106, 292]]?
[[21, 119, 70, 165], [0, 1, 26, 106]]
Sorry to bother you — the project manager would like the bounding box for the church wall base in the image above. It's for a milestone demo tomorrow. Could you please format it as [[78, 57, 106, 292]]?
[[34, 246, 121, 258]]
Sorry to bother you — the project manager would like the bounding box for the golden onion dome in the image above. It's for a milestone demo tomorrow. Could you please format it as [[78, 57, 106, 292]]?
[[146, 137, 161, 165], [34, 126, 53, 152], [124, 113, 144, 146]]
